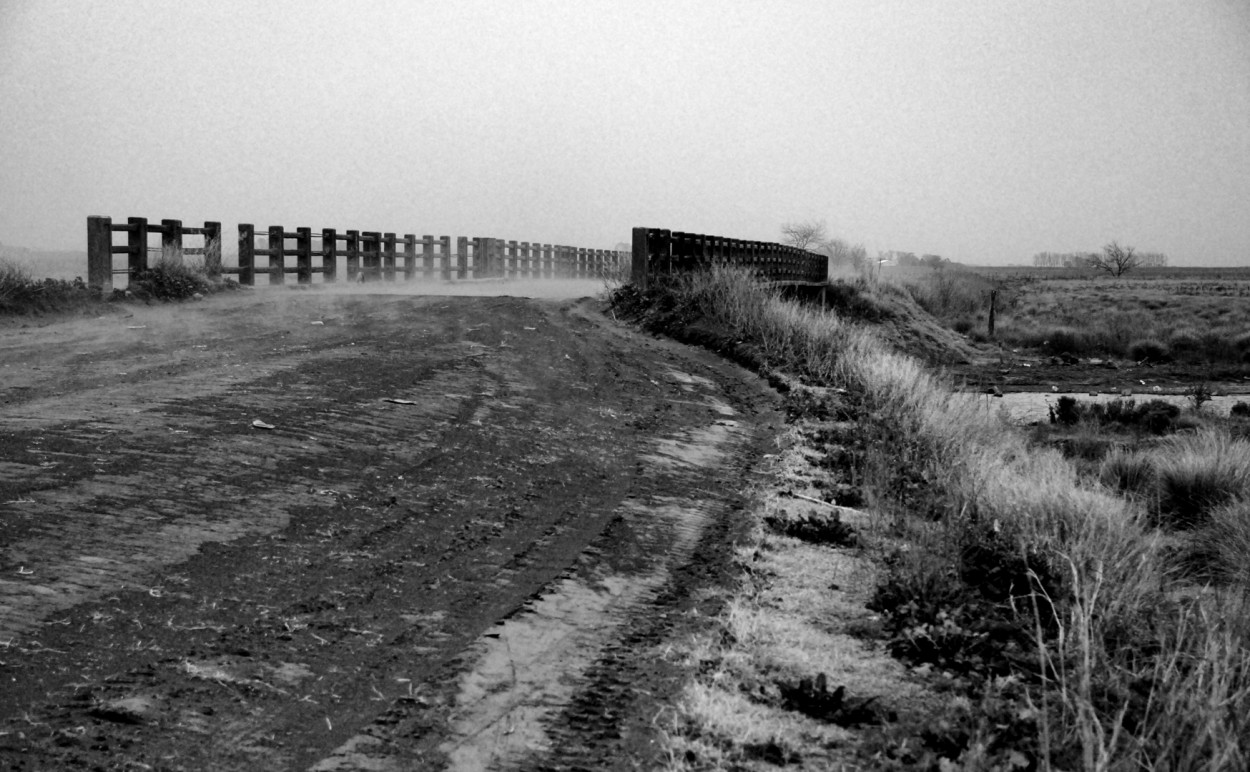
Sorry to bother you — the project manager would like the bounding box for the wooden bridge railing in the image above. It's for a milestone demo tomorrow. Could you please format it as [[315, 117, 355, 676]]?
[[87, 216, 628, 292], [630, 227, 827, 288], [86, 217, 222, 292]]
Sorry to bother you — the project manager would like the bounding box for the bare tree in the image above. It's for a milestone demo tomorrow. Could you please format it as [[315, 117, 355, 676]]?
[[1089, 241, 1142, 277], [780, 220, 829, 252]]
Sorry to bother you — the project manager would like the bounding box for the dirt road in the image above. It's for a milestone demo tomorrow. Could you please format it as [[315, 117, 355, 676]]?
[[0, 284, 780, 770]]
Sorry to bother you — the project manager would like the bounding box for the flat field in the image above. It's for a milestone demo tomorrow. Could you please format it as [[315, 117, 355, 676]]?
[[893, 265, 1250, 394]]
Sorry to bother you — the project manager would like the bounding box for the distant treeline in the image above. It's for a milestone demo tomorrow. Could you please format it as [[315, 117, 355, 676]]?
[[1032, 250, 1168, 268]]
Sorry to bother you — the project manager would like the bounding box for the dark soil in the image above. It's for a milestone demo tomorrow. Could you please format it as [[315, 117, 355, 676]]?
[[949, 350, 1250, 396], [0, 287, 781, 770]]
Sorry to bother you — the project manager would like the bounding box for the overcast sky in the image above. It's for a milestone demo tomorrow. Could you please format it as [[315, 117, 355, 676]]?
[[1, 0, 1247, 265]]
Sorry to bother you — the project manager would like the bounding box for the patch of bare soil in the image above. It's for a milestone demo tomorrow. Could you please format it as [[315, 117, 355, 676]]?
[[0, 287, 782, 770]]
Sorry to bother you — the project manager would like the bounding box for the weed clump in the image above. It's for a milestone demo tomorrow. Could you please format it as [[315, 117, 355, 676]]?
[[1098, 447, 1154, 496], [1049, 396, 1180, 434], [1128, 338, 1170, 363], [823, 279, 893, 323], [130, 257, 211, 301], [1153, 430, 1250, 529], [0, 259, 96, 314]]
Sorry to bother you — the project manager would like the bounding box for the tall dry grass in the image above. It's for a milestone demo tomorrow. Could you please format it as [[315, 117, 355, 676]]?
[[622, 265, 1250, 768]]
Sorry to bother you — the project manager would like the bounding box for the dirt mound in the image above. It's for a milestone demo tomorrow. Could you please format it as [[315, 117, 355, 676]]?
[[847, 283, 981, 365]]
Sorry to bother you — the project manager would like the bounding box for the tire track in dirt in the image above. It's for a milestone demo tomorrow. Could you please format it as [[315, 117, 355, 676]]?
[[1, 345, 485, 643], [0, 292, 780, 770]]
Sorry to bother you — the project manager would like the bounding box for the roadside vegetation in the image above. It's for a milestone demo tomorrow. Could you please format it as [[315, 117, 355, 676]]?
[[611, 266, 1250, 770], [0, 239, 235, 315]]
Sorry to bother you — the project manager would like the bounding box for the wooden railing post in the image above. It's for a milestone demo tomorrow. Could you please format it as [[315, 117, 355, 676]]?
[[439, 236, 452, 280], [362, 232, 381, 282], [296, 227, 312, 284], [630, 228, 648, 287], [160, 219, 183, 265], [87, 216, 113, 293], [238, 224, 255, 285], [403, 234, 417, 280], [471, 237, 487, 279], [518, 242, 531, 279], [383, 232, 397, 281], [203, 221, 222, 277], [127, 217, 149, 280], [421, 235, 434, 279], [456, 237, 468, 280], [322, 228, 337, 282], [267, 225, 285, 284], [345, 230, 360, 281]]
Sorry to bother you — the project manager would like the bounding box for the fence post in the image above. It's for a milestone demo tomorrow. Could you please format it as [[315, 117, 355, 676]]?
[[87, 216, 113, 293], [267, 226, 285, 284], [988, 289, 997, 337], [362, 232, 381, 282], [238, 224, 255, 285], [403, 234, 416, 280], [345, 230, 360, 281], [472, 237, 487, 278], [159, 219, 183, 265], [322, 228, 337, 282], [127, 217, 149, 280], [382, 232, 397, 281], [439, 236, 452, 280], [422, 235, 435, 279], [203, 221, 222, 277], [518, 242, 530, 279], [295, 227, 312, 284], [456, 237, 468, 280], [631, 228, 649, 287]]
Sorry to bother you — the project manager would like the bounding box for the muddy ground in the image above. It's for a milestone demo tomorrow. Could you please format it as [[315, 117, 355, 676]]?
[[0, 283, 782, 770]]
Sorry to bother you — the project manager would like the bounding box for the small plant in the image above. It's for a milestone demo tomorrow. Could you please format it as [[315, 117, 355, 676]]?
[[1127, 338, 1170, 363], [824, 279, 892, 323], [1152, 430, 1250, 528], [1185, 382, 1214, 411], [1099, 447, 1155, 495], [1194, 500, 1250, 587], [0, 257, 97, 314]]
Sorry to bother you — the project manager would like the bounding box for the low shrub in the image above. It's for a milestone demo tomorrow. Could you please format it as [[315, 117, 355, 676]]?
[[1099, 447, 1155, 495], [1232, 402, 1250, 419], [1041, 327, 1095, 357], [1233, 331, 1250, 355], [1152, 430, 1250, 528], [823, 279, 893, 323], [130, 257, 211, 301], [1194, 499, 1250, 586], [1127, 338, 1170, 363], [0, 259, 97, 314], [1049, 397, 1180, 435]]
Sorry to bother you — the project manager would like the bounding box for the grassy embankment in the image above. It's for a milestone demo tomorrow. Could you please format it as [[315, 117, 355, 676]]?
[[895, 266, 1250, 369], [611, 266, 1250, 770], [0, 241, 233, 314]]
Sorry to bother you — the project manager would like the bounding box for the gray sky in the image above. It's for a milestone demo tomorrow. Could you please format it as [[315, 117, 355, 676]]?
[[2, 0, 1248, 265]]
